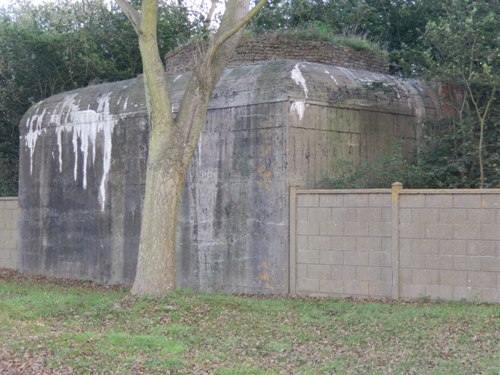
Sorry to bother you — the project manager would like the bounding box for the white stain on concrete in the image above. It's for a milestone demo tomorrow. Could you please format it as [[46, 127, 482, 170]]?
[[290, 63, 309, 121], [290, 101, 306, 121], [24, 106, 47, 174], [25, 92, 117, 211], [291, 63, 309, 98]]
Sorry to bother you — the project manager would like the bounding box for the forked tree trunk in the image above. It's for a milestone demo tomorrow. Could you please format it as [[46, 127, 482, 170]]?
[[116, 0, 266, 296]]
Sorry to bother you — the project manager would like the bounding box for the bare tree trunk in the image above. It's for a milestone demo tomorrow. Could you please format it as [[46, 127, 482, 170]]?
[[131, 154, 183, 295], [116, 0, 266, 296]]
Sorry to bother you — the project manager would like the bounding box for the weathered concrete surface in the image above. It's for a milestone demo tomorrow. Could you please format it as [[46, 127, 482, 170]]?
[[18, 60, 441, 292]]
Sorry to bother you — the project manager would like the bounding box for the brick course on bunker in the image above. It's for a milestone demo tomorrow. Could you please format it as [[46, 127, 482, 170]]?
[[18, 59, 440, 292], [165, 34, 389, 75]]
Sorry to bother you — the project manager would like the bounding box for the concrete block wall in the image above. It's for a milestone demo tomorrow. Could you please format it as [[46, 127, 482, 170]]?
[[398, 192, 500, 303], [291, 187, 500, 303], [291, 189, 393, 298], [0, 197, 19, 270]]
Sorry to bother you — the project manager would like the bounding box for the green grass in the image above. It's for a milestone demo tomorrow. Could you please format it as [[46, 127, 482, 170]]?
[[0, 270, 499, 374]]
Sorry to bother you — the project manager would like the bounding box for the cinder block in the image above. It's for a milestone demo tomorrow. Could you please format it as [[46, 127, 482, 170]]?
[[453, 286, 472, 301], [297, 250, 319, 264], [425, 255, 454, 270], [426, 195, 453, 208], [481, 289, 500, 303], [308, 235, 331, 250], [382, 208, 392, 221], [344, 222, 369, 237], [357, 237, 382, 252], [297, 278, 320, 293], [331, 208, 356, 223], [481, 195, 500, 209], [400, 195, 425, 208], [439, 240, 467, 255], [466, 209, 495, 224], [297, 264, 307, 279], [355, 266, 381, 281], [0, 211, 12, 227], [453, 256, 482, 271], [331, 265, 355, 280], [308, 264, 332, 280], [480, 257, 500, 272], [399, 208, 412, 223], [297, 235, 308, 250], [453, 224, 481, 240], [319, 195, 343, 207], [466, 240, 496, 256], [441, 270, 467, 286], [453, 194, 481, 208], [413, 269, 440, 285], [380, 267, 392, 282], [3, 237, 17, 250], [297, 194, 319, 207], [481, 224, 500, 241], [297, 220, 319, 235], [424, 224, 453, 239], [319, 222, 343, 236], [343, 280, 369, 296], [400, 253, 426, 268], [400, 283, 427, 299], [368, 193, 391, 207], [467, 271, 497, 288], [343, 251, 369, 266], [369, 281, 392, 297], [297, 207, 308, 221], [331, 236, 356, 251], [400, 238, 411, 253], [319, 279, 343, 294], [369, 251, 390, 267], [382, 237, 392, 252], [439, 209, 466, 224], [356, 207, 381, 223], [3, 200, 18, 210], [412, 239, 439, 254], [343, 194, 369, 207], [399, 223, 424, 238], [412, 208, 438, 224], [310, 207, 331, 222], [369, 222, 391, 237], [319, 250, 343, 265], [427, 285, 454, 300], [400, 268, 413, 283]]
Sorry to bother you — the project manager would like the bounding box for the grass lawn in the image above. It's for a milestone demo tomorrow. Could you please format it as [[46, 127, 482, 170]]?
[[0, 269, 499, 374]]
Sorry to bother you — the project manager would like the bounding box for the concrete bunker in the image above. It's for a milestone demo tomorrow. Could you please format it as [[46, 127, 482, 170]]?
[[19, 59, 441, 293]]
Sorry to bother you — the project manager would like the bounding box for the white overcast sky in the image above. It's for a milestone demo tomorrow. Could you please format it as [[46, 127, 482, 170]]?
[[0, 0, 222, 19]]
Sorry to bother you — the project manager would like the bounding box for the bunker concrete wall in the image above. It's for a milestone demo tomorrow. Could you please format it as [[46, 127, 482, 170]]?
[[0, 198, 19, 270], [18, 60, 441, 292], [292, 187, 500, 303]]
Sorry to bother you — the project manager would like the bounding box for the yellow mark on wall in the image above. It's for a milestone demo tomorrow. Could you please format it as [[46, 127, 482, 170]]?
[[257, 260, 273, 289], [257, 165, 273, 190]]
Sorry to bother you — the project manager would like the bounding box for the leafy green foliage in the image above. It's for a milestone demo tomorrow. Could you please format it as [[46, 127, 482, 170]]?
[[251, 0, 449, 73], [317, 143, 423, 189], [1, 270, 499, 374], [0, 0, 197, 196], [415, 0, 499, 188]]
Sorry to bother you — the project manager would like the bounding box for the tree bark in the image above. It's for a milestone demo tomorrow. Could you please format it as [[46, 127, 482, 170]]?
[[115, 0, 266, 296]]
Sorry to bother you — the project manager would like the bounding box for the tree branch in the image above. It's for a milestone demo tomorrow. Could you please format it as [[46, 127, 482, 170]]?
[[203, 0, 219, 33], [115, 0, 141, 34], [207, 0, 267, 63]]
